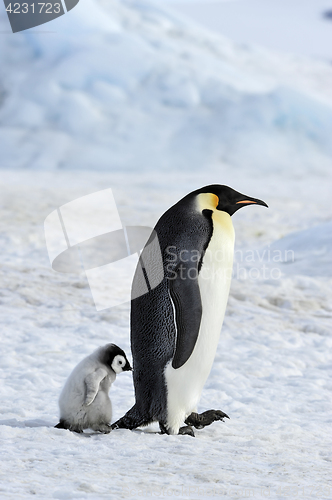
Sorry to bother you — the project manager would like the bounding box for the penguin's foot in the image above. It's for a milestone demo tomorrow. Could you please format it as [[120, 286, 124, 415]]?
[[185, 410, 230, 429], [111, 406, 151, 431], [178, 425, 195, 437], [55, 420, 67, 430], [111, 417, 140, 431], [91, 423, 112, 434], [159, 422, 195, 437], [159, 422, 168, 435], [55, 420, 83, 433]]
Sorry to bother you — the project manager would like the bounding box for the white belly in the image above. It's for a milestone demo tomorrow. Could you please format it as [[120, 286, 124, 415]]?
[[164, 211, 235, 434]]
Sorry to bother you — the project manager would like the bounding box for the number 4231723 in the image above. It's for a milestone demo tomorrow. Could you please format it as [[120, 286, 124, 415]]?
[[5, 3, 61, 14]]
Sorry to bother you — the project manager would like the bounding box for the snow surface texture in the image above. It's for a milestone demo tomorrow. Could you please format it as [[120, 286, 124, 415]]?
[[0, 0, 332, 499]]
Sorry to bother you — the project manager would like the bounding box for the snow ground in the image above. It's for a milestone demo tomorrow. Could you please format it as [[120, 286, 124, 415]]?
[[0, 0, 332, 499], [0, 168, 331, 500]]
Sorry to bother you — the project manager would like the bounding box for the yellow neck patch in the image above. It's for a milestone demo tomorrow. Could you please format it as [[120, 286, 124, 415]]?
[[196, 192, 219, 212], [196, 192, 234, 238]]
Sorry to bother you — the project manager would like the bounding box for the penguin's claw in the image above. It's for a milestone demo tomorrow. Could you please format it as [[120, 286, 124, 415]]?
[[185, 409, 230, 429], [211, 410, 229, 421]]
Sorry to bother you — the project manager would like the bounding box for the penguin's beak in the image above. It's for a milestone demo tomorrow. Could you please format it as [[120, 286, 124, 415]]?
[[225, 194, 268, 216], [236, 197, 268, 208], [124, 361, 133, 372]]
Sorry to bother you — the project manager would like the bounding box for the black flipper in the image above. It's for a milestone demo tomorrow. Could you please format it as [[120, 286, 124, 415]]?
[[169, 259, 202, 369]]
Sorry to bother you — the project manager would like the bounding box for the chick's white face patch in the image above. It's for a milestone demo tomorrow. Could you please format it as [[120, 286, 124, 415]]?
[[111, 355, 127, 374]]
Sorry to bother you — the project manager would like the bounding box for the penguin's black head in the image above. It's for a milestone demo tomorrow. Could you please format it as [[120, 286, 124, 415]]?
[[102, 344, 132, 374], [193, 184, 268, 216]]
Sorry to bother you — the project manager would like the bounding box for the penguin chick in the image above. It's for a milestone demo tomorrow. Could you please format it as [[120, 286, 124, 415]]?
[[55, 344, 132, 433]]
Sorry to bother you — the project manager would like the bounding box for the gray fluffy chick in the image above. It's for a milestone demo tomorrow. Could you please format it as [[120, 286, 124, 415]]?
[[55, 344, 132, 433]]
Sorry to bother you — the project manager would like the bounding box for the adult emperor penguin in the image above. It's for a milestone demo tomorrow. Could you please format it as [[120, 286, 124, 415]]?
[[55, 344, 132, 433], [112, 185, 267, 436]]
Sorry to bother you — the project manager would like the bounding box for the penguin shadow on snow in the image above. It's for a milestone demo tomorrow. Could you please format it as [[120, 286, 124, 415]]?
[[0, 418, 103, 439], [0, 418, 55, 429]]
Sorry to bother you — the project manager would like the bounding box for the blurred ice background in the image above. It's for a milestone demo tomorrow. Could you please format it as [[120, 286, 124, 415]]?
[[1, 0, 332, 174], [0, 1, 331, 498], [164, 0, 332, 60]]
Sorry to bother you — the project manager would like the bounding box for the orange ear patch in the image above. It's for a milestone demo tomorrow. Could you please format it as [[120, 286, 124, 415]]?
[[208, 193, 219, 208]]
